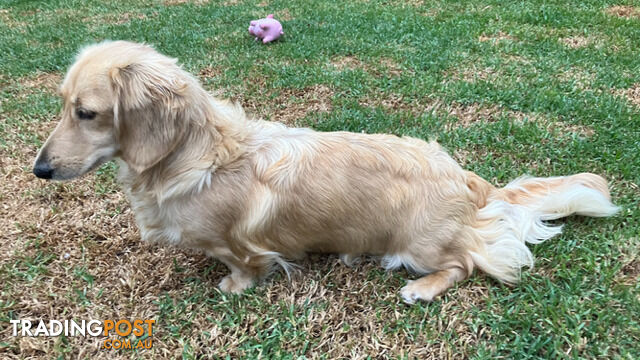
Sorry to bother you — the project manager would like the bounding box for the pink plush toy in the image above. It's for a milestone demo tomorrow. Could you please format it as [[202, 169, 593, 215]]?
[[248, 14, 283, 44]]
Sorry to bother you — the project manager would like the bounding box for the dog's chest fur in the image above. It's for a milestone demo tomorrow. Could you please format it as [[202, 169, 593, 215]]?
[[116, 160, 225, 250], [128, 191, 184, 245]]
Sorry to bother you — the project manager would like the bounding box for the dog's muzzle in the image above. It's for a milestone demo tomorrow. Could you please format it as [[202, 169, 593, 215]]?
[[33, 156, 54, 179]]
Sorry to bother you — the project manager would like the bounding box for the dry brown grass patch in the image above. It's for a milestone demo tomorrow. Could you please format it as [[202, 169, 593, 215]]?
[[558, 67, 596, 90], [560, 35, 591, 48], [445, 102, 503, 129], [331, 55, 366, 71], [444, 54, 532, 85], [0, 114, 213, 358], [360, 93, 410, 112], [83, 11, 158, 29], [619, 257, 640, 286], [241, 84, 334, 124], [380, 57, 405, 76], [614, 236, 640, 286], [443, 102, 538, 130], [445, 64, 500, 83], [198, 66, 223, 79], [605, 5, 640, 19], [0, 9, 23, 27], [615, 83, 640, 107], [504, 54, 533, 65], [373, 0, 426, 6], [478, 31, 515, 43], [15, 72, 62, 94], [163, 0, 210, 6], [278, 9, 293, 21], [247, 256, 493, 359], [440, 102, 593, 139], [547, 121, 595, 138], [112, 12, 147, 24]]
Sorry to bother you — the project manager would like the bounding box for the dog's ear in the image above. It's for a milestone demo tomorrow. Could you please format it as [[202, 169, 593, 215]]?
[[109, 62, 187, 173]]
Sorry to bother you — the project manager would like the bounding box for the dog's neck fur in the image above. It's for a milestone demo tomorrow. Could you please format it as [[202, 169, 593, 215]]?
[[119, 89, 249, 204]]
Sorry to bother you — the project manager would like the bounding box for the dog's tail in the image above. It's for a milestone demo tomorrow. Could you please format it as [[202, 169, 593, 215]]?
[[466, 172, 619, 283]]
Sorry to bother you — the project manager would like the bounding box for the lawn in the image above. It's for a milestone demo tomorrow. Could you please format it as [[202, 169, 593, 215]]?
[[1, 0, 639, 358]]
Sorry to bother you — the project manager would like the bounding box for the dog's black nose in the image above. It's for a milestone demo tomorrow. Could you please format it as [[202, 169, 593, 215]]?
[[33, 161, 54, 179]]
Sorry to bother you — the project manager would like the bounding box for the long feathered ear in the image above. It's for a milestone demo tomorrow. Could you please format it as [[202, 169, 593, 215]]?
[[109, 62, 188, 173]]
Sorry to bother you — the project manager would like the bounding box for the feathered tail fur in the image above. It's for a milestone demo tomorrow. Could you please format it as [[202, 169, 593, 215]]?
[[468, 173, 619, 283]]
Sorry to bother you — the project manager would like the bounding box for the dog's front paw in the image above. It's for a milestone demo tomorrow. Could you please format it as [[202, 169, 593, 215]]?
[[400, 280, 436, 304], [218, 274, 254, 294]]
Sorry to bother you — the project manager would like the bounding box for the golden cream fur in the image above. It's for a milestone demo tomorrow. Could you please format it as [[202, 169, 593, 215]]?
[[33, 41, 619, 303]]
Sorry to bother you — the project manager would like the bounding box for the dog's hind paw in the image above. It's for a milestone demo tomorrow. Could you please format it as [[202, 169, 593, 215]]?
[[399, 268, 467, 304], [400, 280, 436, 304], [218, 274, 254, 294]]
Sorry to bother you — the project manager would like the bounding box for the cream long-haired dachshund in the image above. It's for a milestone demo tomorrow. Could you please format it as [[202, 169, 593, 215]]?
[[33, 41, 619, 303]]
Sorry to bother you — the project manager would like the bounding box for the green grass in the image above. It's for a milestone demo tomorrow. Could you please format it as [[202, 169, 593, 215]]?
[[1, 0, 639, 358]]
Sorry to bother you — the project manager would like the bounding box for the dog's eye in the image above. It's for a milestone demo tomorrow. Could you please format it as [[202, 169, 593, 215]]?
[[76, 108, 97, 120]]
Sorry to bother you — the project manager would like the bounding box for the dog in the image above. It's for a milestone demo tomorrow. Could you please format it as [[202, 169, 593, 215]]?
[[33, 41, 619, 303]]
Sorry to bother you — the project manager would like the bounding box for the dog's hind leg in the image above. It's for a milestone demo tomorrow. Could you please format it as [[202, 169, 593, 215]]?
[[218, 262, 256, 294], [399, 267, 467, 304], [216, 250, 289, 294], [215, 254, 269, 294]]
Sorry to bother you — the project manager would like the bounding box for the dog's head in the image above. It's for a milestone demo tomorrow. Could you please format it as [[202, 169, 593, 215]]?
[[33, 41, 190, 180]]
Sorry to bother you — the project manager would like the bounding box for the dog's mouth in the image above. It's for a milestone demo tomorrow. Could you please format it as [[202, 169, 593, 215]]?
[[87, 155, 111, 173], [79, 147, 118, 177], [45, 151, 116, 181]]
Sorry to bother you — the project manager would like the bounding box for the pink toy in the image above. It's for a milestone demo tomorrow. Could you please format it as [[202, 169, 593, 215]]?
[[248, 14, 283, 44]]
